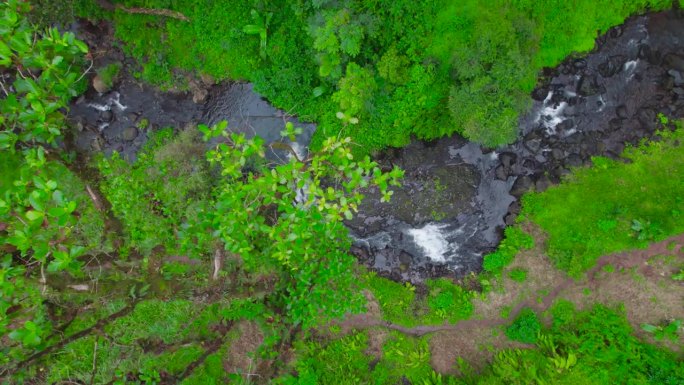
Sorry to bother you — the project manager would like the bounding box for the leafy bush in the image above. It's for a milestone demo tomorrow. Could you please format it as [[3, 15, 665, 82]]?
[[505, 308, 541, 344], [424, 278, 474, 323], [0, 0, 90, 363], [97, 128, 212, 256], [367, 273, 417, 326], [475, 303, 684, 384]]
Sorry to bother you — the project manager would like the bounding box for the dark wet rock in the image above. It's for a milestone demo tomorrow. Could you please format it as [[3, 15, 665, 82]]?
[[551, 166, 571, 180], [522, 158, 538, 170], [669, 70, 684, 86], [495, 165, 508, 181], [551, 148, 565, 161], [573, 59, 587, 69], [636, 108, 656, 127], [534, 175, 552, 192], [122, 127, 138, 141], [504, 213, 517, 226], [532, 86, 549, 101], [510, 175, 533, 196], [609, 25, 624, 39], [663, 75, 675, 91], [556, 119, 575, 132], [90, 136, 104, 151], [499, 152, 517, 168], [565, 132, 584, 145], [663, 53, 684, 72], [609, 118, 623, 130], [544, 134, 559, 145], [523, 132, 542, 153], [101, 110, 113, 123], [566, 153, 583, 168], [577, 75, 605, 96], [615, 105, 629, 119], [598, 55, 627, 78]]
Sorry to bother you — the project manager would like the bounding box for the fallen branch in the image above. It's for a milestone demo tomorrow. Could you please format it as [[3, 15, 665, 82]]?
[[96, 0, 190, 21]]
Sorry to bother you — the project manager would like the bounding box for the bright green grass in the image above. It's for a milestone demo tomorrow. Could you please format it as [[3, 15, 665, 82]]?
[[522, 127, 684, 276]]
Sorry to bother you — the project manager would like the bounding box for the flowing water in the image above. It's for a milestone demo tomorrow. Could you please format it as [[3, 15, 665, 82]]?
[[69, 10, 684, 281]]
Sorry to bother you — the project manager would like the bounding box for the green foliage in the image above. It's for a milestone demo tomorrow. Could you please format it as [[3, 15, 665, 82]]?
[[378, 333, 434, 383], [192, 122, 402, 330], [505, 308, 541, 344], [367, 274, 473, 326], [278, 332, 373, 384], [522, 127, 684, 276], [0, 0, 87, 148], [243, 9, 273, 58], [0, 1, 90, 363], [79, 0, 675, 153], [475, 303, 684, 384], [367, 273, 417, 326], [641, 319, 682, 342], [97, 62, 122, 89], [508, 267, 528, 283], [424, 278, 474, 323], [332, 62, 376, 119], [97, 128, 212, 256], [483, 226, 534, 275]]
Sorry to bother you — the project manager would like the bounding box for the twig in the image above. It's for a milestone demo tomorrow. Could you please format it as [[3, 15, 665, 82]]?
[[76, 60, 94, 83], [86, 185, 105, 212], [90, 337, 98, 385], [96, 0, 190, 21], [212, 248, 224, 281]]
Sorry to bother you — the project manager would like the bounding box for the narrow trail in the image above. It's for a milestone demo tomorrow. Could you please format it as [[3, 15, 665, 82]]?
[[340, 233, 684, 337]]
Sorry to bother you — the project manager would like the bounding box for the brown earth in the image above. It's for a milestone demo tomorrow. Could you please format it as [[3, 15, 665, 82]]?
[[339, 229, 684, 374]]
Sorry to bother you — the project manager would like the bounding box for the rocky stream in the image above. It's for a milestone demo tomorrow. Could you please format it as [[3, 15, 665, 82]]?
[[68, 10, 684, 282]]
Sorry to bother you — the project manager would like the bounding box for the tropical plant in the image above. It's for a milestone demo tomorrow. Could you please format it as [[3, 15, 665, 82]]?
[[0, 0, 88, 363], [191, 121, 403, 330]]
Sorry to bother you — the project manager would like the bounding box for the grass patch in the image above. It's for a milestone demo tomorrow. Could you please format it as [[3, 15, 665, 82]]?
[[522, 127, 684, 276]]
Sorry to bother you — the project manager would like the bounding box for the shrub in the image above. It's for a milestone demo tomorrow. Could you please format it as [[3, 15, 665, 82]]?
[[505, 308, 541, 344]]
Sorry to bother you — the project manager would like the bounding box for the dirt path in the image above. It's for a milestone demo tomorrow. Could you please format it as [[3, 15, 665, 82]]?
[[340, 233, 684, 337]]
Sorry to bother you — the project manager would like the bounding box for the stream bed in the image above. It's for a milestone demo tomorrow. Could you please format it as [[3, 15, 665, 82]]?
[[68, 10, 684, 282]]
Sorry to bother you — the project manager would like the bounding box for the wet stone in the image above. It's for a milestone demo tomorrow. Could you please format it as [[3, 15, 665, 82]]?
[[535, 175, 552, 192], [101, 110, 113, 123], [90, 136, 104, 151], [615, 105, 629, 119], [551, 148, 565, 161], [573, 58, 587, 69], [499, 152, 517, 168], [663, 53, 684, 72], [637, 108, 656, 127], [532, 86, 549, 101], [577, 75, 605, 96], [510, 175, 533, 196], [669, 70, 684, 86], [123, 126, 138, 141], [598, 55, 627, 78], [566, 153, 583, 168], [523, 132, 543, 154], [495, 165, 508, 181], [556, 119, 575, 132]]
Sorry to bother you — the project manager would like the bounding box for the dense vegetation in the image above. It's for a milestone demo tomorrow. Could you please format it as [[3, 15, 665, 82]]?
[[1, 1, 683, 384], [60, 0, 674, 151]]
